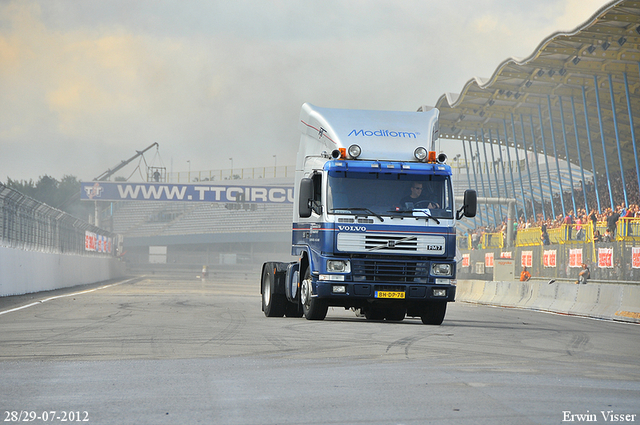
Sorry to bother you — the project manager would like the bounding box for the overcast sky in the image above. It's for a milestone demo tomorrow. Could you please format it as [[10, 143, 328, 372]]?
[[0, 0, 612, 183]]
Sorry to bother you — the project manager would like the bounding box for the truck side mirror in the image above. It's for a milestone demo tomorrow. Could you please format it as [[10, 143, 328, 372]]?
[[299, 178, 313, 218], [457, 189, 477, 220], [463, 189, 477, 218]]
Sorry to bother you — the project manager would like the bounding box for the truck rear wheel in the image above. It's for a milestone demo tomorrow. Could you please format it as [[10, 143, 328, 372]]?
[[262, 264, 286, 317], [420, 301, 447, 325], [285, 300, 303, 318], [300, 268, 327, 320]]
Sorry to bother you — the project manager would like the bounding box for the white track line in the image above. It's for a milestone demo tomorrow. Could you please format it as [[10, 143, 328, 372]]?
[[0, 278, 138, 316]]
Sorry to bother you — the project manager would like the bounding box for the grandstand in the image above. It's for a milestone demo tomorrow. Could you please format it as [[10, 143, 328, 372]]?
[[434, 0, 640, 282], [108, 177, 295, 274], [433, 0, 640, 225]]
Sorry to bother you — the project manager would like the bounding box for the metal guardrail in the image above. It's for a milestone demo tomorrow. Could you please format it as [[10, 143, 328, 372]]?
[[0, 183, 118, 256]]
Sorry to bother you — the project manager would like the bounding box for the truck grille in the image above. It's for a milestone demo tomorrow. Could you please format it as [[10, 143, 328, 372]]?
[[351, 258, 429, 283], [337, 232, 445, 255]]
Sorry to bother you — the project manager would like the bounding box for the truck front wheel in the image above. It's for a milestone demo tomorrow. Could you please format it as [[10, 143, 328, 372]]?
[[300, 268, 328, 320], [420, 301, 447, 325]]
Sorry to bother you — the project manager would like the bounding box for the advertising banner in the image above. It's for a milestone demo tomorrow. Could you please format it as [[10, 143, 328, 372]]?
[[598, 248, 614, 268], [485, 252, 494, 268], [543, 250, 557, 268], [85, 231, 96, 252], [461, 253, 470, 268], [81, 181, 294, 204], [521, 250, 533, 268], [633, 247, 640, 269], [85, 231, 111, 253], [569, 248, 583, 268]]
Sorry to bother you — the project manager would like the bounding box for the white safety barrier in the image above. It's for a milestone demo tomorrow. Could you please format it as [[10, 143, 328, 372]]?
[[0, 246, 125, 297], [457, 279, 640, 324]]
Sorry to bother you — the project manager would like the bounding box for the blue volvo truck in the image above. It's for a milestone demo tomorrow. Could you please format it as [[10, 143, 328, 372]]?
[[261, 103, 476, 324]]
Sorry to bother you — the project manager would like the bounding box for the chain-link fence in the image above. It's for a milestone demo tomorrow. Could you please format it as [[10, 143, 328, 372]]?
[[0, 183, 119, 256]]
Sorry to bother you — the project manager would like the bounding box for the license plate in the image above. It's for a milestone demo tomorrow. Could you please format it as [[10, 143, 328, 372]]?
[[375, 291, 405, 299]]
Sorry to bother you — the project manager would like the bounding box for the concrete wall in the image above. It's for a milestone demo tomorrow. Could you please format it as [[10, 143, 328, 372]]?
[[0, 246, 126, 297], [456, 279, 640, 324]]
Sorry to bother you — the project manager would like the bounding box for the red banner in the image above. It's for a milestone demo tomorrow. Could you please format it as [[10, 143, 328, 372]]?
[[633, 247, 640, 269], [543, 250, 557, 268], [569, 248, 583, 268], [598, 248, 613, 268], [462, 254, 470, 268], [521, 251, 533, 268], [485, 252, 494, 268], [85, 231, 96, 251]]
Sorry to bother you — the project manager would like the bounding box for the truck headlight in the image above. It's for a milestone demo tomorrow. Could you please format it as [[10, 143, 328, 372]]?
[[431, 263, 452, 276], [327, 260, 351, 273]]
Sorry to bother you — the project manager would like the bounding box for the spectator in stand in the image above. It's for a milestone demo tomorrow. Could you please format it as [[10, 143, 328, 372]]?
[[575, 214, 584, 240], [520, 267, 531, 281], [607, 207, 620, 238], [589, 209, 598, 231], [564, 211, 574, 240], [541, 224, 550, 245], [471, 231, 480, 250], [603, 228, 613, 242], [593, 229, 603, 243]]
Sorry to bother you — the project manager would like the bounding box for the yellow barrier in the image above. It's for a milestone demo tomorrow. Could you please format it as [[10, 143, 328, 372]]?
[[460, 218, 640, 249], [619, 217, 640, 242], [515, 227, 541, 246], [481, 232, 503, 249]]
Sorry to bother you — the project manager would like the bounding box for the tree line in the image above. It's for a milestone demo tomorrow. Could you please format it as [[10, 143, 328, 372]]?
[[4, 175, 93, 220]]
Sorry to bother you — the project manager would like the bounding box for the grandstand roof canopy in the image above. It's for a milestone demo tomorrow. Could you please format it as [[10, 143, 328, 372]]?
[[431, 0, 640, 176]]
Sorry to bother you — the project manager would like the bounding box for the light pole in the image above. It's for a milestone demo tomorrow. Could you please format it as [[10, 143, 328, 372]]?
[[187, 160, 191, 182], [273, 155, 277, 177], [229, 158, 233, 179]]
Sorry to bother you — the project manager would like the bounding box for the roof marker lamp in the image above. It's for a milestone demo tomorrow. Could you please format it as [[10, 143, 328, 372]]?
[[348, 144, 361, 159], [414, 147, 428, 161]]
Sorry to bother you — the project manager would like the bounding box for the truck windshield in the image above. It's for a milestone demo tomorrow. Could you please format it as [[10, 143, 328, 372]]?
[[327, 172, 453, 219]]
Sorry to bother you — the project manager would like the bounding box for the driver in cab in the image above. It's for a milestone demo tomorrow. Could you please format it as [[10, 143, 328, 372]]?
[[399, 182, 439, 210]]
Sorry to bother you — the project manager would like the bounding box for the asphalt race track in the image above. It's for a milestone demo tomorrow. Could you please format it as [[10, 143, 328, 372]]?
[[1, 276, 639, 425]]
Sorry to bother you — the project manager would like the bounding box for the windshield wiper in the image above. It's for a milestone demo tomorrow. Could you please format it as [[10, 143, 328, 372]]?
[[330, 207, 384, 222], [389, 209, 440, 224]]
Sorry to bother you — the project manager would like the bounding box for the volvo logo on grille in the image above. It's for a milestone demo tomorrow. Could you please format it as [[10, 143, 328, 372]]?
[[387, 240, 397, 248]]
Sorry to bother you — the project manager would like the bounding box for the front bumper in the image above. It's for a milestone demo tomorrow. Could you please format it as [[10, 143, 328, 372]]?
[[315, 281, 456, 302]]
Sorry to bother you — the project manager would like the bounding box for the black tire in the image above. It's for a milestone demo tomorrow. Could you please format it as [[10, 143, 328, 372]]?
[[385, 307, 406, 322], [262, 265, 286, 317], [300, 267, 328, 320], [285, 300, 303, 318], [420, 301, 447, 325], [364, 307, 385, 321]]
